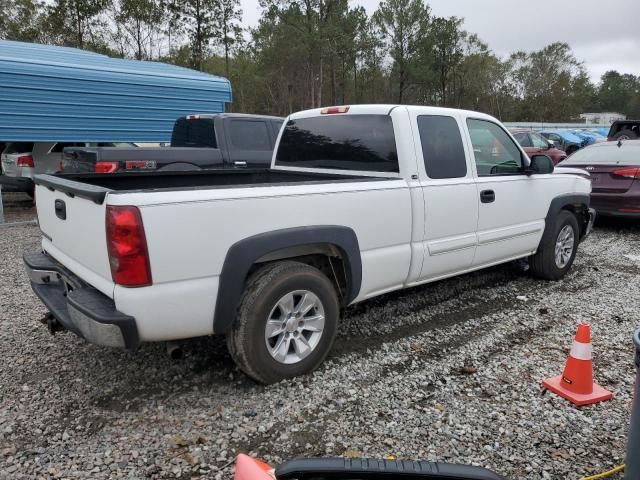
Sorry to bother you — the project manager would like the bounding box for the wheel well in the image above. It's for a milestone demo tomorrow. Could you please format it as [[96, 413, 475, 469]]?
[[561, 204, 589, 237], [249, 244, 350, 304]]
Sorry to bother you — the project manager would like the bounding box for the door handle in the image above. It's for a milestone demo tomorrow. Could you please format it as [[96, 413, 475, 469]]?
[[480, 189, 495, 203]]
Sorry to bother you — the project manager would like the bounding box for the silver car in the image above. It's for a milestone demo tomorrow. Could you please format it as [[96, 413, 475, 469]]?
[[1, 142, 133, 196]]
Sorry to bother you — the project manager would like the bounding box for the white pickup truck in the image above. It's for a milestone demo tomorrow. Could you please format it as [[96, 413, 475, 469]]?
[[25, 105, 594, 383]]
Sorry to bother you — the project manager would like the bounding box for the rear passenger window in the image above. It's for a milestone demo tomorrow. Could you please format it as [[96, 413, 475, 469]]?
[[417, 115, 467, 179], [230, 120, 271, 150]]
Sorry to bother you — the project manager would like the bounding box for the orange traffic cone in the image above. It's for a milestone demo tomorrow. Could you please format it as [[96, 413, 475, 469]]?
[[542, 322, 613, 406]]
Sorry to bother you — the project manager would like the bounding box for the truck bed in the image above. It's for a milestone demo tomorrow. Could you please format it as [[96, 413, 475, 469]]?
[[36, 169, 386, 203], [62, 146, 224, 173]]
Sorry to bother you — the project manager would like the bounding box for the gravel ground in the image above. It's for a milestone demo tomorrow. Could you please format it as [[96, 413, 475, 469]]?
[[0, 192, 36, 224], [1, 212, 639, 480]]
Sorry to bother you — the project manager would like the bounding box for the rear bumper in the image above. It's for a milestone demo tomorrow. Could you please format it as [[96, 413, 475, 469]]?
[[24, 251, 139, 350], [0, 175, 34, 193], [591, 191, 640, 218]]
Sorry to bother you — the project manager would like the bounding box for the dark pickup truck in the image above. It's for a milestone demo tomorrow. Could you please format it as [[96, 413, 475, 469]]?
[[61, 113, 283, 174]]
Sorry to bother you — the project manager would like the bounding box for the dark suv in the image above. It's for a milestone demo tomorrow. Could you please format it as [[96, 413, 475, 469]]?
[[608, 120, 640, 140]]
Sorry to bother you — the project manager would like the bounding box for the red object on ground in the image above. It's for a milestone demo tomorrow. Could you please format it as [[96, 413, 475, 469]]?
[[542, 323, 613, 406], [234, 454, 275, 480]]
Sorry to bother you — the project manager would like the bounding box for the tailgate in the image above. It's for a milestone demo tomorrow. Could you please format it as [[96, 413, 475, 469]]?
[[34, 175, 114, 297]]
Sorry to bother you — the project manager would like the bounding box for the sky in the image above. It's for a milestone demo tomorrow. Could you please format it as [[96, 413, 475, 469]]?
[[239, 0, 640, 83]]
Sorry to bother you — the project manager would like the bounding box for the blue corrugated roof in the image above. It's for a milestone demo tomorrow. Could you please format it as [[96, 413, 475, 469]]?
[[0, 40, 232, 142]]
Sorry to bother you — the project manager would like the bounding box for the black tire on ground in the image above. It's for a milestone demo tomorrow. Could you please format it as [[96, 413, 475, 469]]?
[[226, 261, 340, 384], [529, 210, 580, 281], [613, 129, 638, 140]]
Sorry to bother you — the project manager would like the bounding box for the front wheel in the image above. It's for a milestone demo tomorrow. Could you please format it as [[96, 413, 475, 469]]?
[[227, 261, 339, 384], [529, 210, 579, 280]]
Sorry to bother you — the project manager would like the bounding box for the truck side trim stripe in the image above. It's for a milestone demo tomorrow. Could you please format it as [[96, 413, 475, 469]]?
[[213, 226, 361, 334]]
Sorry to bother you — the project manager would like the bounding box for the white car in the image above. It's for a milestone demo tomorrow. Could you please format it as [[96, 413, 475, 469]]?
[[25, 105, 595, 383]]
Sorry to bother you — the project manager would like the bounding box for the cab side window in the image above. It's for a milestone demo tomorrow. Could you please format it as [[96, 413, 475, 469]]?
[[417, 115, 467, 179], [467, 119, 524, 177]]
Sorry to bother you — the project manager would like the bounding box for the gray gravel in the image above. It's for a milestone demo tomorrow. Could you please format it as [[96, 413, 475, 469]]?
[[1, 213, 639, 479]]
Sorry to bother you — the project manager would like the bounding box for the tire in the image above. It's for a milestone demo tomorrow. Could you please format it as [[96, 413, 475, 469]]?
[[529, 210, 579, 281], [614, 129, 638, 140], [227, 261, 339, 384]]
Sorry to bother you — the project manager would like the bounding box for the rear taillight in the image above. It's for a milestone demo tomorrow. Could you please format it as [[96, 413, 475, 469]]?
[[17, 154, 34, 167], [612, 168, 640, 179], [106, 206, 152, 287], [96, 161, 120, 173]]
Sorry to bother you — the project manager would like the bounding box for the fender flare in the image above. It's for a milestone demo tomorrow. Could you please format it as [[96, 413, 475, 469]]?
[[213, 225, 362, 334], [541, 193, 590, 245]]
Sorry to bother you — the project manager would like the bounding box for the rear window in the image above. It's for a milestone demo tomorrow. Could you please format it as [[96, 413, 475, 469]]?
[[417, 115, 467, 179], [4, 142, 34, 154], [275, 115, 398, 172], [171, 118, 217, 148], [561, 144, 640, 165], [229, 120, 271, 150]]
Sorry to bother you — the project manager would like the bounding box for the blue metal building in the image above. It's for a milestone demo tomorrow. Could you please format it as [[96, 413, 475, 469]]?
[[0, 40, 232, 142]]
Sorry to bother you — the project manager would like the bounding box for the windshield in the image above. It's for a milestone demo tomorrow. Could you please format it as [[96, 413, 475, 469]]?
[[275, 115, 399, 173], [561, 144, 640, 165]]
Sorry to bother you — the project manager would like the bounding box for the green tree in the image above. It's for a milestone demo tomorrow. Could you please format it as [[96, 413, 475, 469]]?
[[428, 16, 464, 106], [44, 0, 109, 49], [213, 0, 243, 78], [0, 0, 45, 42], [597, 71, 640, 117], [168, 0, 218, 70], [372, 0, 430, 103], [113, 0, 166, 60]]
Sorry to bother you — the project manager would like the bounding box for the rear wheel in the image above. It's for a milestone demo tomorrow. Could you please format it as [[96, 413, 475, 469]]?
[[529, 210, 579, 280], [227, 261, 339, 384]]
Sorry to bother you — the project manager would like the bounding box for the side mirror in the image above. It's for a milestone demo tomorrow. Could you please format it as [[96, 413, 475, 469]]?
[[527, 154, 554, 175], [547, 140, 555, 149]]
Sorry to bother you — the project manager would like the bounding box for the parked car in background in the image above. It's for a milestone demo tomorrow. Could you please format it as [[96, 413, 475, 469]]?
[[1, 142, 36, 195], [571, 130, 601, 146], [589, 128, 610, 137], [510, 129, 567, 165], [607, 120, 640, 140], [25, 104, 594, 383], [559, 141, 640, 218], [61, 113, 284, 174], [539, 130, 585, 155], [1, 141, 133, 196]]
